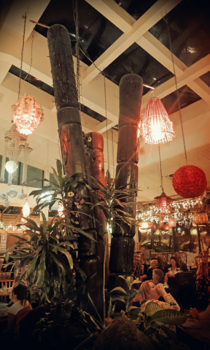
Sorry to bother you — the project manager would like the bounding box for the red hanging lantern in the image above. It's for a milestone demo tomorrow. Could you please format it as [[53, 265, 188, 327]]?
[[172, 165, 207, 198], [163, 224, 169, 230], [169, 218, 176, 228], [154, 191, 173, 216], [153, 223, 157, 232], [192, 212, 208, 226], [142, 97, 175, 145]]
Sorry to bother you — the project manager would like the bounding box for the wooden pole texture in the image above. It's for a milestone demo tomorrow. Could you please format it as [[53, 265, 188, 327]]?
[[47, 24, 86, 177], [47, 25, 103, 315], [109, 74, 143, 276]]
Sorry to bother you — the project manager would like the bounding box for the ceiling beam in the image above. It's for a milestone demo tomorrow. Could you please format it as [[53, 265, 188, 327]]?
[[141, 54, 210, 108], [87, 0, 210, 107], [84, 0, 181, 82]]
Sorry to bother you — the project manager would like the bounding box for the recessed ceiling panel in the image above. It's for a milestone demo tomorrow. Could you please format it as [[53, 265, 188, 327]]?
[[103, 42, 173, 90], [149, 0, 210, 67], [161, 85, 201, 115]]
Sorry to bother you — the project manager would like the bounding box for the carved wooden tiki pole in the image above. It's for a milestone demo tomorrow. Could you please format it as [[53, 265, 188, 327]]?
[[47, 25, 103, 314], [109, 74, 143, 276]]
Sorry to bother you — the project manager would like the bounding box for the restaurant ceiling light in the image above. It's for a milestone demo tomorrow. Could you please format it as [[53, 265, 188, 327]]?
[[12, 14, 43, 136], [142, 97, 175, 145], [12, 95, 44, 135]]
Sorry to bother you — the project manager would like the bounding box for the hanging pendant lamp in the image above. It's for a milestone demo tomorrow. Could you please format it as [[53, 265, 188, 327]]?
[[142, 97, 175, 145], [12, 15, 43, 136], [12, 95, 43, 135]]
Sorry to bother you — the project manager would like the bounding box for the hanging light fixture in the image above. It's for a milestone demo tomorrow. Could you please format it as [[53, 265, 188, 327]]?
[[12, 14, 43, 136], [164, 14, 207, 199], [154, 145, 173, 216], [142, 97, 175, 145], [173, 165, 207, 198], [12, 95, 44, 135], [22, 198, 30, 218]]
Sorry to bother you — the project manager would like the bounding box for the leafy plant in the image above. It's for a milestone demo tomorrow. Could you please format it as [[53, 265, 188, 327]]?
[[30, 159, 94, 235], [87, 170, 140, 235], [6, 213, 90, 303], [107, 276, 138, 318]]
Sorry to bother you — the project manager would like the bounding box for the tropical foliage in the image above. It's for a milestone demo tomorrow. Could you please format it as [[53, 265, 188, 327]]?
[[6, 214, 88, 302], [87, 170, 140, 235]]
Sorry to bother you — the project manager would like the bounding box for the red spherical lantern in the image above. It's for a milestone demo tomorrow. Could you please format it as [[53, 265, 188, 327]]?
[[172, 165, 207, 198], [169, 218, 176, 228], [163, 224, 169, 230]]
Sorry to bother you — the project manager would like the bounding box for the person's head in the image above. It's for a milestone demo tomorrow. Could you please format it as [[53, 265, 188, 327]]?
[[170, 257, 177, 268], [93, 316, 153, 350], [139, 281, 160, 303], [152, 269, 164, 284], [10, 284, 31, 306], [150, 259, 158, 269]]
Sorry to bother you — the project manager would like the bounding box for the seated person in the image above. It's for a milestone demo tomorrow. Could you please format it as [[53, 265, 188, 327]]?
[[165, 257, 180, 283], [140, 259, 158, 281], [132, 281, 180, 332], [152, 268, 164, 285], [7, 284, 32, 340]]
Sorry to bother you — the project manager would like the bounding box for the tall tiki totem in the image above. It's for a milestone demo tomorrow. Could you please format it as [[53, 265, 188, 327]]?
[[47, 25, 103, 314], [109, 74, 143, 276]]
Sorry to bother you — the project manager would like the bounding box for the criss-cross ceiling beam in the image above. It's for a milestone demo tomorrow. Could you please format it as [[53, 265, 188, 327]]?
[[84, 0, 181, 82]]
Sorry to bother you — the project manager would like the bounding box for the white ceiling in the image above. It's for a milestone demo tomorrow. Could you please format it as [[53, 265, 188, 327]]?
[[0, 0, 210, 208]]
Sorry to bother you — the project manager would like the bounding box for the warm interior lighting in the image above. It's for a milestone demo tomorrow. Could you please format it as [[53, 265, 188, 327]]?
[[22, 198, 30, 218], [5, 160, 18, 174], [12, 95, 44, 135], [58, 203, 65, 218], [142, 97, 175, 145]]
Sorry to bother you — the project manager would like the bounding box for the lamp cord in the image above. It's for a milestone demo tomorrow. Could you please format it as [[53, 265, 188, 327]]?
[[18, 13, 27, 100], [74, 0, 81, 111], [24, 30, 34, 83], [158, 144, 164, 192], [104, 76, 110, 172], [166, 14, 188, 164]]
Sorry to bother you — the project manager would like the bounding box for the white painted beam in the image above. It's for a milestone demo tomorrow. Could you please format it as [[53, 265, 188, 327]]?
[[141, 54, 210, 108], [84, 0, 181, 82]]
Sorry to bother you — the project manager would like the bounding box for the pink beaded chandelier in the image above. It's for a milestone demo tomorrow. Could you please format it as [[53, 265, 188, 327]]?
[[12, 95, 44, 135], [142, 97, 175, 145]]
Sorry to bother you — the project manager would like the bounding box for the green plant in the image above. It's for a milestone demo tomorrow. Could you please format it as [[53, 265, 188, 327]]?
[[30, 159, 94, 235], [87, 170, 140, 235], [6, 213, 90, 302], [107, 276, 138, 318]]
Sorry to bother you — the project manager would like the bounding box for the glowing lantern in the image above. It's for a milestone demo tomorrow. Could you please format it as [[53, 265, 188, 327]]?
[[22, 199, 30, 218], [169, 218, 176, 228], [172, 165, 207, 198], [139, 221, 153, 229], [176, 226, 182, 235], [142, 97, 175, 145], [155, 229, 161, 235], [192, 212, 208, 226], [153, 223, 157, 232], [5, 160, 18, 174], [154, 191, 172, 216], [163, 224, 169, 230], [190, 227, 198, 236], [12, 95, 44, 135]]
